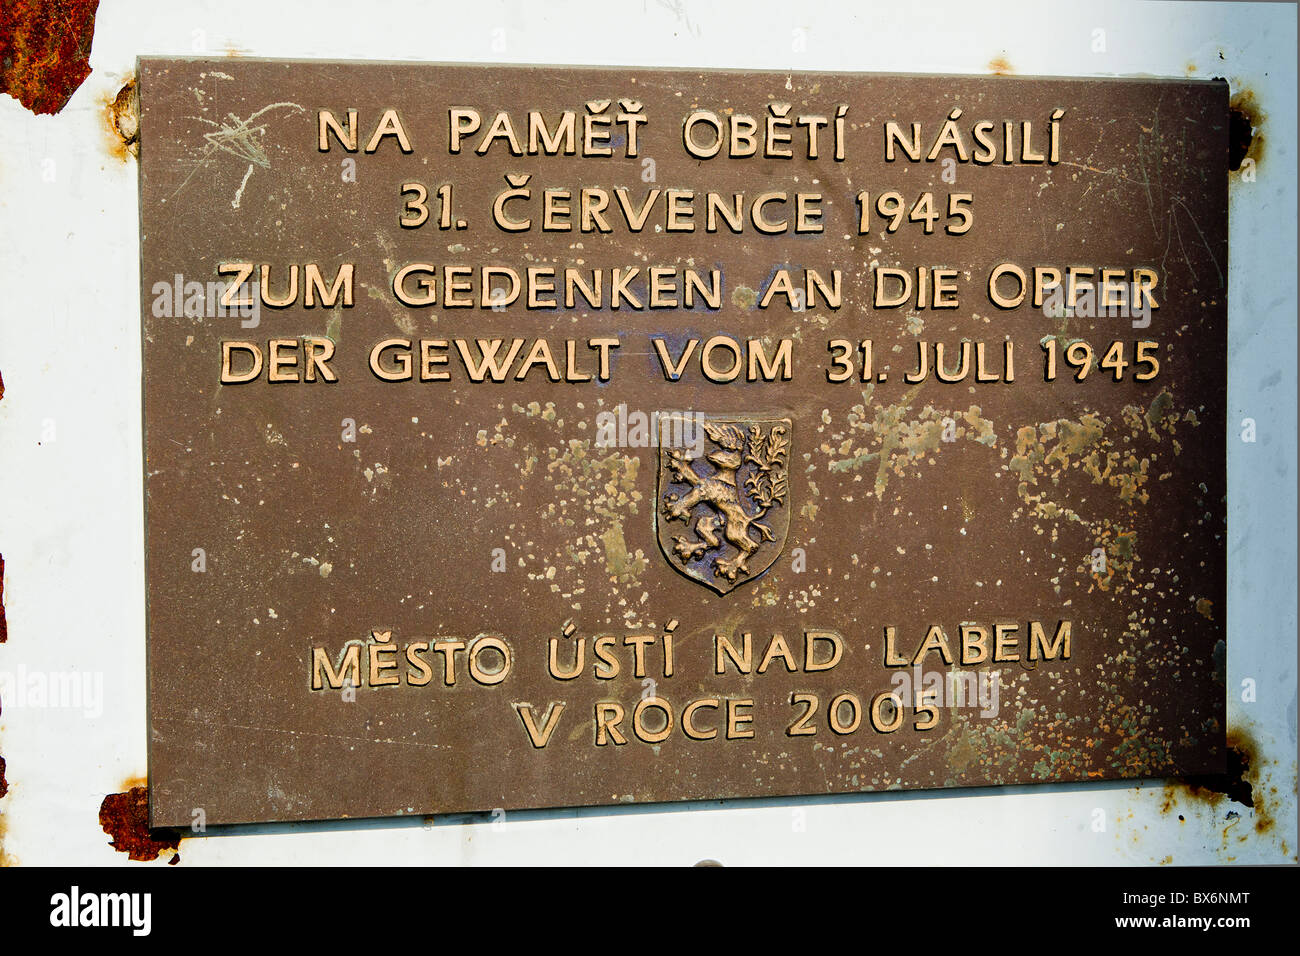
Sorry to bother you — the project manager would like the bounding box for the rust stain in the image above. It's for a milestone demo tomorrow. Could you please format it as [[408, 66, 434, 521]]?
[[0, 552, 6, 643], [988, 55, 1014, 76], [99, 785, 182, 863], [1228, 88, 1263, 172], [103, 73, 139, 161], [0, 755, 7, 800], [0, 808, 12, 867], [1164, 729, 1255, 810], [0, 0, 100, 115], [1159, 729, 1284, 846]]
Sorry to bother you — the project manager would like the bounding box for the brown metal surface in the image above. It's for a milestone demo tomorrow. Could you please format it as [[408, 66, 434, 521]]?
[[139, 59, 1227, 826]]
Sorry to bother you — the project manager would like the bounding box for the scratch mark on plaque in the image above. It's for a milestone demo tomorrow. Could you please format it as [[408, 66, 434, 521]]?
[[171, 101, 305, 201], [231, 163, 255, 209], [1059, 97, 1224, 288], [156, 716, 445, 750], [1162, 197, 1222, 288]]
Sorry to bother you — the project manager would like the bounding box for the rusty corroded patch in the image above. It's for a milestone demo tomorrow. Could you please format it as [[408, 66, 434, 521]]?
[[1164, 732, 1254, 811], [1158, 728, 1287, 856], [104, 74, 139, 160], [0, 0, 100, 115], [0, 552, 6, 644], [1228, 88, 1263, 171], [0, 755, 7, 800], [99, 785, 182, 863]]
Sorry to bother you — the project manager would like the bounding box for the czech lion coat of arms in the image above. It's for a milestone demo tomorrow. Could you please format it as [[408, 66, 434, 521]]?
[[656, 414, 792, 594]]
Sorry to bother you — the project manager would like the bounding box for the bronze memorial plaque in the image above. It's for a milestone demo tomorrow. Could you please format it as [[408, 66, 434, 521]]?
[[139, 59, 1228, 825]]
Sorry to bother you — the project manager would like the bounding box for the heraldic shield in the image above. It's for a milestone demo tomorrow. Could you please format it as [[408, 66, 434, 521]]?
[[656, 414, 793, 595]]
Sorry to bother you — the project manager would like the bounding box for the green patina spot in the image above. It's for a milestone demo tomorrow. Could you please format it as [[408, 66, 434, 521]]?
[[731, 285, 757, 310]]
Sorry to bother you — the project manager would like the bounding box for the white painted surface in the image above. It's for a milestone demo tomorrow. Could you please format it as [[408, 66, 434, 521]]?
[[0, 0, 1294, 865]]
